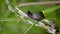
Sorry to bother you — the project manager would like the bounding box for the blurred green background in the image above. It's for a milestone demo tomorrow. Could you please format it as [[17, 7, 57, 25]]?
[[0, 0, 60, 34]]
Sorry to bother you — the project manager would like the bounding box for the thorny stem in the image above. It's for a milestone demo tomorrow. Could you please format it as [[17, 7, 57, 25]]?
[[6, 0, 57, 34], [35, 19, 57, 34]]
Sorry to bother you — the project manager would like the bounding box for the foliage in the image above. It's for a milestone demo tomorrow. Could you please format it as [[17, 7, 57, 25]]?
[[0, 0, 60, 34]]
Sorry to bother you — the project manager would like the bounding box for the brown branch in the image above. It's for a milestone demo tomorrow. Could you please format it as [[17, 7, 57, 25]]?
[[17, 1, 60, 7]]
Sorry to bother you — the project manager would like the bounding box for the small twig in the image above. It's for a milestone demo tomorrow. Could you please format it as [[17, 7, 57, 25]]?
[[17, 1, 60, 7], [24, 24, 35, 34]]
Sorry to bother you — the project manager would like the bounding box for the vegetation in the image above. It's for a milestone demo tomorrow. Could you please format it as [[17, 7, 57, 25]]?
[[0, 0, 60, 34]]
